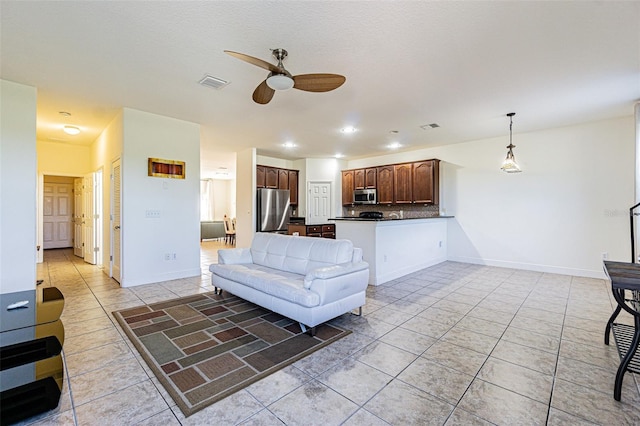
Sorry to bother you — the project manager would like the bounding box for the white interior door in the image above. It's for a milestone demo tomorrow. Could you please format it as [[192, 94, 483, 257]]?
[[73, 178, 83, 257], [83, 172, 97, 264], [307, 182, 331, 225], [111, 159, 122, 283], [43, 182, 74, 249]]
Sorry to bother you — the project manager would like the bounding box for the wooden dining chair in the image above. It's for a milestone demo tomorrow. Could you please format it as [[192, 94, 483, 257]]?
[[224, 217, 236, 245]]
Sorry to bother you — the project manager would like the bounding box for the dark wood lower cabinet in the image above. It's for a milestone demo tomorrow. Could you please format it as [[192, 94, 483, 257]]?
[[287, 224, 335, 239]]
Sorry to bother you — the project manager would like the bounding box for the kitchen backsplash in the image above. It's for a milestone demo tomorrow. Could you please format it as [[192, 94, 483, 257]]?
[[342, 204, 441, 219]]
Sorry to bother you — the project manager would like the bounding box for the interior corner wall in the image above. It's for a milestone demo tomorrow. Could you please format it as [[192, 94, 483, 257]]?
[[348, 116, 635, 278], [0, 80, 37, 294], [236, 148, 256, 248], [120, 108, 200, 287], [92, 110, 124, 271]]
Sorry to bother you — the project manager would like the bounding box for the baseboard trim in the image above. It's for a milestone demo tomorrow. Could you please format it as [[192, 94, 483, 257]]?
[[447, 256, 606, 279], [121, 268, 202, 288]]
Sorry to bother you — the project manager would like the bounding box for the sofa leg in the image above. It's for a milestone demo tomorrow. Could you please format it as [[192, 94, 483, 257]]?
[[352, 306, 362, 316], [299, 323, 316, 336]]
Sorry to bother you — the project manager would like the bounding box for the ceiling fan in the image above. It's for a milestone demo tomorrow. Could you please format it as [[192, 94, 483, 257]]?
[[224, 48, 346, 105]]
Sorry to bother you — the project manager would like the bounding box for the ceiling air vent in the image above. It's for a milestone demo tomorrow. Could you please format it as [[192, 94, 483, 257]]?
[[420, 123, 440, 130], [199, 75, 230, 90]]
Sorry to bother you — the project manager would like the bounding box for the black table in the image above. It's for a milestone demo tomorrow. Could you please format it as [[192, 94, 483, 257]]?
[[603, 261, 640, 401]]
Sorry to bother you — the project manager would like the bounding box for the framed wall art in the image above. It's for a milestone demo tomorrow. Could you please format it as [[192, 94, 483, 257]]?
[[148, 158, 185, 179]]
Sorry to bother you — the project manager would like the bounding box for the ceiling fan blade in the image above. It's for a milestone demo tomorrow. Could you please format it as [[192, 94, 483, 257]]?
[[252, 79, 275, 104], [292, 74, 346, 92], [224, 50, 280, 73]]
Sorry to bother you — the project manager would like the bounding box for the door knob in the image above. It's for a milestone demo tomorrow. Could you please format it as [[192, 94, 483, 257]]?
[[114, 225, 121, 230]]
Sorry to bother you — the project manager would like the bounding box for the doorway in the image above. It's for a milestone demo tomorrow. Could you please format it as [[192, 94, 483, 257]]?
[[38, 173, 103, 266]]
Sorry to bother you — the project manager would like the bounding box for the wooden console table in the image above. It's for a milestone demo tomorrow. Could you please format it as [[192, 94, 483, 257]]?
[[603, 261, 640, 401]]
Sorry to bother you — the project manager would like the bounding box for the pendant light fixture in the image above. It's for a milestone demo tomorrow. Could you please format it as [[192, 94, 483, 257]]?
[[501, 112, 521, 173]]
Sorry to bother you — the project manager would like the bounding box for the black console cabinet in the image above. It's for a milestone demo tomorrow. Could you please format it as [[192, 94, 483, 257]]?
[[0, 287, 65, 425]]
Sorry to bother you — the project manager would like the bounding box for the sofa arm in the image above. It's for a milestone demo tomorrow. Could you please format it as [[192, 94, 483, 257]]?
[[303, 262, 369, 289], [217, 248, 253, 264]]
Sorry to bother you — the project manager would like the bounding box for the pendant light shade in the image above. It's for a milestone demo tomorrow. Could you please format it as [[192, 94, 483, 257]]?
[[501, 112, 521, 173]]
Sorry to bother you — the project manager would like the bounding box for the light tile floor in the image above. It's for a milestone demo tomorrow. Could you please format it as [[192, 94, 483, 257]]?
[[18, 242, 640, 425]]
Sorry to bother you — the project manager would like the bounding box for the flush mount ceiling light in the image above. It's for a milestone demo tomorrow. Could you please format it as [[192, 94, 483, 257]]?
[[335, 153, 344, 158], [282, 141, 296, 149], [266, 74, 294, 91], [340, 126, 357, 134], [63, 125, 80, 135], [501, 112, 521, 173]]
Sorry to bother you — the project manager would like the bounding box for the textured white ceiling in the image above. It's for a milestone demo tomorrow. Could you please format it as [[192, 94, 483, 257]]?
[[1, 1, 639, 179]]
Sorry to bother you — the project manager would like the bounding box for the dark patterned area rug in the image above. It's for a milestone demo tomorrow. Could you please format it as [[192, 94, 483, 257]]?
[[112, 291, 351, 417]]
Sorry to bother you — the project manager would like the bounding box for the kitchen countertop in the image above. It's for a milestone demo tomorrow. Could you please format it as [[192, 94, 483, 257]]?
[[330, 216, 454, 222]]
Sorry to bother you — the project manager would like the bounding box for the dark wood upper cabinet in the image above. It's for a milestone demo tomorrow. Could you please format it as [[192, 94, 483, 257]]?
[[256, 165, 299, 205], [376, 165, 394, 204], [256, 165, 266, 188], [342, 158, 439, 207], [265, 167, 278, 188], [278, 169, 289, 190], [288, 170, 298, 205], [394, 163, 413, 204], [413, 160, 439, 204], [365, 168, 377, 189], [354, 169, 365, 190], [341, 170, 355, 205]]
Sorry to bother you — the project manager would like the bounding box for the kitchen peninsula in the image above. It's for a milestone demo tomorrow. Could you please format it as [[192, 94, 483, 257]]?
[[331, 216, 452, 285]]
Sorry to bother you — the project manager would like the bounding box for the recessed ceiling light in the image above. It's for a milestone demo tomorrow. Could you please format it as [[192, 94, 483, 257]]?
[[387, 142, 402, 149], [63, 125, 80, 135], [335, 153, 344, 158], [341, 126, 357, 134], [282, 142, 296, 149]]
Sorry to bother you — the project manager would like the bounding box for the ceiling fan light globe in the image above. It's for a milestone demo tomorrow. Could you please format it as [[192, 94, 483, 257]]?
[[266, 74, 294, 91]]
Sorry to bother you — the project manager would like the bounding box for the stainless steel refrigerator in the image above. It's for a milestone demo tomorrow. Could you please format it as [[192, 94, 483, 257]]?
[[256, 188, 290, 233]]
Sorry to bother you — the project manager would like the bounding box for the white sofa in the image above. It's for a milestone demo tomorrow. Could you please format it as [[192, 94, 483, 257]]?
[[209, 233, 369, 333]]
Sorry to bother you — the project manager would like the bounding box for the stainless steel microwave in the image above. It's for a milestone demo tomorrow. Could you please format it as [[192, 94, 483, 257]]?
[[354, 189, 377, 204]]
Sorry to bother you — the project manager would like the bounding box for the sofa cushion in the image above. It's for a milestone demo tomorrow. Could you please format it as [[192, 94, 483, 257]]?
[[210, 263, 320, 308], [250, 233, 354, 275]]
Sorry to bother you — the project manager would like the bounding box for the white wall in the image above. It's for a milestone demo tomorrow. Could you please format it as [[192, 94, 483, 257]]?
[[348, 117, 635, 278], [92, 111, 124, 269], [120, 108, 200, 286], [236, 148, 256, 248], [37, 140, 91, 176], [256, 155, 295, 169], [0, 80, 37, 294]]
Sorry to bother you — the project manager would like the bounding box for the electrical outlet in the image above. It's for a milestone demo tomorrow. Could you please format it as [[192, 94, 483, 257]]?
[[164, 253, 171, 261], [602, 252, 608, 260], [383, 254, 388, 262], [145, 209, 161, 218]]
